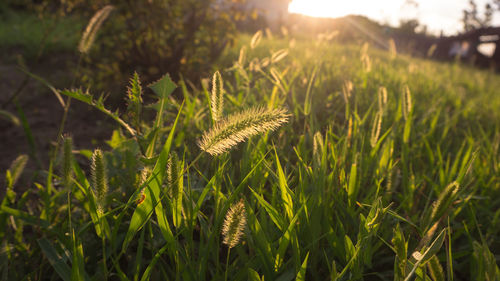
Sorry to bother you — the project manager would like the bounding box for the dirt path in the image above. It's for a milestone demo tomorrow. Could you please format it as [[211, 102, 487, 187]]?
[[0, 53, 113, 188]]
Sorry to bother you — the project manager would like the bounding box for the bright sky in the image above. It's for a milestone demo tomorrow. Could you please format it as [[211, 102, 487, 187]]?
[[289, 0, 500, 35]]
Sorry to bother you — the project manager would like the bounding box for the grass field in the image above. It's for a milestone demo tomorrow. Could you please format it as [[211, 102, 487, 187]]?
[[0, 11, 82, 60], [1, 32, 499, 281]]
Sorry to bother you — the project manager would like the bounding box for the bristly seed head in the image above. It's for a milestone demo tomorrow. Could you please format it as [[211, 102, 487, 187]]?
[[198, 106, 290, 156], [91, 149, 108, 214], [78, 5, 114, 54], [210, 71, 224, 123], [222, 199, 246, 248]]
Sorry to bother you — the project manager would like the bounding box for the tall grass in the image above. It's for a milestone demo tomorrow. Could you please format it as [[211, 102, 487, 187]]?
[[1, 31, 499, 281]]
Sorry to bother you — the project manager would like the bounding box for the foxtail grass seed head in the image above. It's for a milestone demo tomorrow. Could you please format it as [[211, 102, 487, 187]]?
[[238, 46, 247, 67], [270, 68, 282, 86], [361, 42, 370, 56], [261, 57, 270, 68], [250, 30, 262, 49], [362, 53, 372, 72], [347, 117, 353, 147], [378, 86, 388, 113], [430, 181, 460, 223], [313, 131, 324, 166], [271, 49, 289, 64], [427, 44, 437, 57], [126, 72, 143, 126], [265, 27, 273, 39], [389, 38, 397, 59], [342, 80, 353, 103], [222, 199, 246, 248], [249, 58, 261, 72], [370, 111, 383, 148], [136, 167, 151, 205], [211, 71, 224, 123], [7, 154, 28, 189], [281, 26, 289, 37], [402, 85, 413, 120], [78, 5, 114, 54], [62, 135, 73, 188], [91, 149, 108, 214], [166, 152, 179, 197], [198, 107, 290, 156]]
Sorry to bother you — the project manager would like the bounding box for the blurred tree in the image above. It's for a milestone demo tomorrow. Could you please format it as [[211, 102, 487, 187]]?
[[34, 0, 250, 93], [462, 0, 495, 31], [398, 19, 420, 34]]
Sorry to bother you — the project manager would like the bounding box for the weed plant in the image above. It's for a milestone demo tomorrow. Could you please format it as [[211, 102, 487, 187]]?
[[1, 31, 500, 281]]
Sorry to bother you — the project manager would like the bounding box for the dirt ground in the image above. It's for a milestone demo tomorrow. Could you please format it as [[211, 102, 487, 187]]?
[[0, 50, 114, 189]]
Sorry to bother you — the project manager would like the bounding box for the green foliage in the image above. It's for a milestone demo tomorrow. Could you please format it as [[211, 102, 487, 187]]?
[[0, 10, 82, 59], [2, 33, 500, 281], [66, 0, 247, 92]]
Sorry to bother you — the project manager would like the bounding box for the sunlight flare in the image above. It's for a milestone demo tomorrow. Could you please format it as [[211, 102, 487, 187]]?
[[288, 0, 382, 18]]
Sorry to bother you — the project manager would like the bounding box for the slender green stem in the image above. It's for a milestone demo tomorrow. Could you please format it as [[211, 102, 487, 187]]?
[[101, 220, 108, 278], [224, 247, 231, 281]]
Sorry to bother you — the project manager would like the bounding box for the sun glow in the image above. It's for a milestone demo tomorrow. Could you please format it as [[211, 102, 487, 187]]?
[[288, 0, 385, 19]]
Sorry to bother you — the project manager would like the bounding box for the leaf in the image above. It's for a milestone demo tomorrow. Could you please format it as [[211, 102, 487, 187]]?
[[6, 154, 28, 189], [248, 268, 261, 281], [249, 187, 284, 231], [392, 223, 408, 277], [19, 67, 65, 107], [122, 103, 183, 252], [347, 163, 358, 206], [61, 89, 136, 136], [304, 65, 318, 116], [1, 206, 50, 229], [274, 204, 305, 271], [296, 252, 310, 281], [139, 243, 169, 281], [427, 255, 445, 281], [71, 230, 87, 281], [149, 73, 176, 98], [38, 238, 71, 281], [274, 149, 294, 221], [404, 228, 446, 281], [60, 88, 92, 104]]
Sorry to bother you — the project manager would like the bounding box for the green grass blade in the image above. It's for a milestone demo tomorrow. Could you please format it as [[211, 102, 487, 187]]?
[[296, 252, 310, 281], [249, 187, 285, 231], [139, 243, 169, 281], [347, 163, 358, 206], [38, 238, 71, 281], [122, 103, 183, 251], [274, 204, 305, 271], [1, 205, 50, 229], [274, 148, 294, 221], [71, 230, 87, 281]]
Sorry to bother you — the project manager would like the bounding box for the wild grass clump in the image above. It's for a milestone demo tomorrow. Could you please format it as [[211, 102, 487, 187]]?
[[1, 31, 500, 281]]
